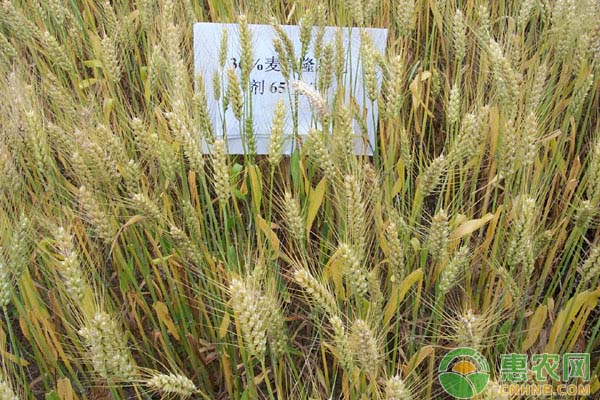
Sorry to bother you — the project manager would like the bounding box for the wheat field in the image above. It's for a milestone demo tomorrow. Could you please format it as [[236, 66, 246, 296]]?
[[0, 0, 599, 399]]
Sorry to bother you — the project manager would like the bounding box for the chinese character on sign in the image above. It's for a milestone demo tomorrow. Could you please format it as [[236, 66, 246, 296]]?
[[251, 79, 265, 95], [500, 354, 528, 382], [563, 353, 590, 381], [301, 56, 315, 73], [264, 56, 280, 72], [531, 354, 560, 381]]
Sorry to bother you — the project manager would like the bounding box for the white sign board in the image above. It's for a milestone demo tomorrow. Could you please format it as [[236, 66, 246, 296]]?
[[193, 22, 387, 154]]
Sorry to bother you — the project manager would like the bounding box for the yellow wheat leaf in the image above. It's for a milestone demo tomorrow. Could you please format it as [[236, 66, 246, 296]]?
[[404, 345, 434, 378], [0, 326, 28, 366], [397, 269, 424, 304], [323, 250, 345, 299], [103, 98, 114, 121], [384, 269, 423, 326], [153, 301, 181, 341], [219, 312, 230, 339], [247, 164, 262, 214], [257, 215, 280, 257], [82, 59, 103, 68], [545, 288, 600, 353], [77, 78, 98, 89], [57, 378, 76, 400], [450, 213, 495, 241], [391, 175, 404, 198], [306, 178, 327, 232], [409, 71, 432, 108], [590, 375, 599, 394], [522, 304, 547, 352]]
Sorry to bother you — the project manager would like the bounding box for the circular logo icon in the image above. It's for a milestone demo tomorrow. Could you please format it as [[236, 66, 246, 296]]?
[[439, 347, 490, 399]]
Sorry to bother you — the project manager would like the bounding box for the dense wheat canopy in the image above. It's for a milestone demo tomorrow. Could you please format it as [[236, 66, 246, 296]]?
[[0, 0, 598, 398]]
